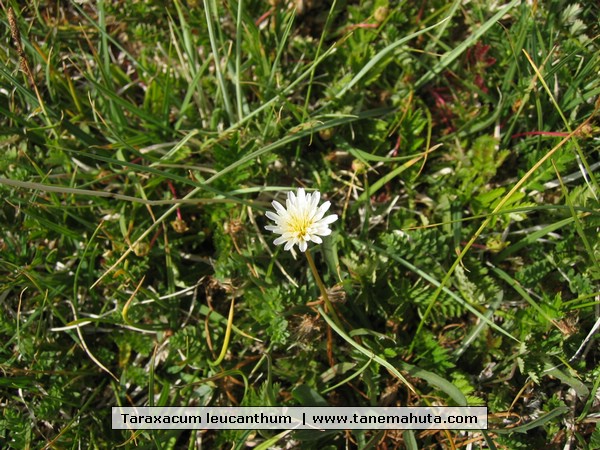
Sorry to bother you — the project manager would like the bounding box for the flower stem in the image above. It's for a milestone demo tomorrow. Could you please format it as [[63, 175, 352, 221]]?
[[208, 296, 235, 367], [305, 249, 344, 330]]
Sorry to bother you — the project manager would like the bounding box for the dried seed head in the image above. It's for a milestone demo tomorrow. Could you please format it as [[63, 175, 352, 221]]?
[[324, 284, 346, 304], [293, 314, 322, 341]]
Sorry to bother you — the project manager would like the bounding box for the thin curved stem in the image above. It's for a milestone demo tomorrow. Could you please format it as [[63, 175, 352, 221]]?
[[305, 248, 344, 331], [209, 297, 236, 366]]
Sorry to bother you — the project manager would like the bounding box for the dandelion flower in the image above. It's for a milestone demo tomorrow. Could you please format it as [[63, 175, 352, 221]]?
[[265, 188, 338, 252]]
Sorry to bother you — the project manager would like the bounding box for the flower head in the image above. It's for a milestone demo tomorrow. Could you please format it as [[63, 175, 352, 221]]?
[[265, 188, 338, 252]]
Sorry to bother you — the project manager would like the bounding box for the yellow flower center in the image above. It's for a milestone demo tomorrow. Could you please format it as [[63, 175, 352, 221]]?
[[291, 216, 309, 239]]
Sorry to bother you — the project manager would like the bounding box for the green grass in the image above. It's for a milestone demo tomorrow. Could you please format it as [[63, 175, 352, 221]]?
[[1, 0, 599, 448]]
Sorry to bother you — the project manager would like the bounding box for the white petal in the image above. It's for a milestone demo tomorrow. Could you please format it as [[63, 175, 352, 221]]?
[[313, 201, 331, 221], [298, 241, 307, 252], [318, 213, 338, 225], [288, 190, 297, 206], [265, 211, 280, 222], [314, 227, 332, 236], [306, 193, 321, 219], [311, 191, 321, 209], [272, 200, 286, 214], [297, 188, 306, 205], [310, 235, 323, 244], [273, 236, 288, 246]]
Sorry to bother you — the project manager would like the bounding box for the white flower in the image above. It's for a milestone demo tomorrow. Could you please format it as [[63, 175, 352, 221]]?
[[265, 188, 338, 252]]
